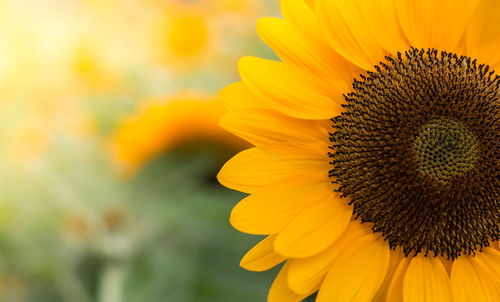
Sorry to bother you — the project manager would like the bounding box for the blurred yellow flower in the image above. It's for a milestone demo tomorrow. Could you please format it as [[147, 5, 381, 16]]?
[[149, 4, 214, 67], [167, 13, 209, 58], [148, 0, 263, 68], [110, 93, 247, 175], [70, 41, 121, 93], [8, 115, 52, 165]]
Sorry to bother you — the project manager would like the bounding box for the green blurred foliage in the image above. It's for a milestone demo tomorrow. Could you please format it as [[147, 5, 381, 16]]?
[[0, 143, 279, 302]]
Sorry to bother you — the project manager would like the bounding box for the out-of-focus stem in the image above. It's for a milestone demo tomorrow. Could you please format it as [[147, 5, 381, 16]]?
[[97, 262, 126, 302]]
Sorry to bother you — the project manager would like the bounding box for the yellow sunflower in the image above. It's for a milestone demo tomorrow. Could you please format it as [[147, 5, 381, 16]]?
[[217, 0, 500, 301], [147, 0, 264, 69], [111, 93, 247, 175], [148, 1, 215, 68]]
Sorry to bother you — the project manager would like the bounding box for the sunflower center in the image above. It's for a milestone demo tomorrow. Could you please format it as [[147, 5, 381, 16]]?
[[413, 118, 479, 183], [329, 49, 499, 259]]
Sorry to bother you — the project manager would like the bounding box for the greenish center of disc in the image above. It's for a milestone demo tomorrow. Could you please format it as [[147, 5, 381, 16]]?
[[413, 118, 479, 183]]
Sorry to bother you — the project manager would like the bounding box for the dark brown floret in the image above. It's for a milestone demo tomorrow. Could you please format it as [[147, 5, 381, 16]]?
[[329, 48, 500, 259]]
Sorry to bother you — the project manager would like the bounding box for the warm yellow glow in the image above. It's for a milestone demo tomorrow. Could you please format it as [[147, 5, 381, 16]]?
[[0, 0, 266, 172], [168, 14, 209, 57], [70, 41, 121, 93], [213, 0, 261, 14], [9, 116, 52, 164]]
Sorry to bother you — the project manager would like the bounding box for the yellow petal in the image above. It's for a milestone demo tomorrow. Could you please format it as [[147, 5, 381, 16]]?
[[274, 191, 352, 258], [220, 108, 328, 147], [386, 257, 411, 302], [259, 142, 330, 173], [395, 0, 472, 52], [240, 235, 286, 272], [218, 81, 267, 112], [450, 255, 497, 302], [316, 0, 386, 70], [468, 0, 480, 9], [238, 56, 346, 120], [373, 249, 406, 302], [268, 262, 311, 302], [287, 248, 335, 296], [472, 250, 500, 297], [403, 256, 452, 302], [280, 0, 363, 83], [287, 222, 366, 295], [218, 147, 320, 193], [357, 0, 409, 54], [230, 177, 332, 235], [317, 230, 391, 302], [257, 17, 360, 83], [281, 0, 321, 40], [476, 247, 500, 282], [472, 255, 497, 282], [466, 0, 500, 68]]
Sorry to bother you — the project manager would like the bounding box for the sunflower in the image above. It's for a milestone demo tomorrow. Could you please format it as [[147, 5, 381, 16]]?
[[147, 0, 265, 71], [217, 0, 500, 301], [153, 6, 211, 61], [111, 93, 247, 175], [148, 1, 216, 68]]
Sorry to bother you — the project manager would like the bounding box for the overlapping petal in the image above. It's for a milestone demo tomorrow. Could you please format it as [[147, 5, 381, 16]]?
[[268, 262, 312, 302], [281, 0, 321, 40], [287, 222, 366, 295], [220, 108, 329, 146], [316, 0, 387, 70], [386, 257, 411, 302], [403, 256, 452, 302], [273, 192, 352, 258], [476, 247, 500, 283], [238, 56, 346, 120], [450, 254, 498, 301], [395, 0, 473, 52], [372, 250, 405, 302], [357, 0, 409, 55], [218, 144, 327, 193], [466, 0, 500, 69], [257, 16, 361, 83], [240, 235, 286, 272], [219, 81, 267, 111], [230, 177, 333, 235], [317, 226, 391, 302]]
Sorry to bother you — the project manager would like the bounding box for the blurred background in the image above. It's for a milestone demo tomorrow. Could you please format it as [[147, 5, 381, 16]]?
[[0, 0, 282, 301]]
